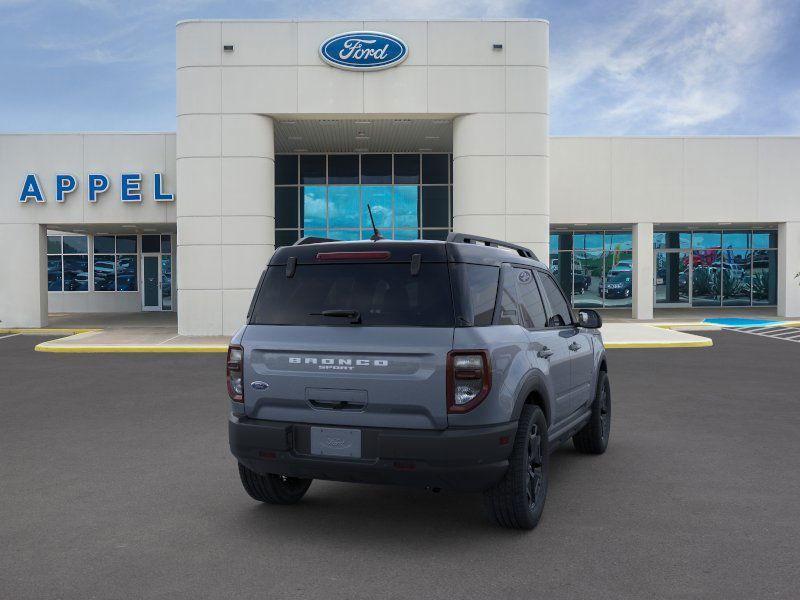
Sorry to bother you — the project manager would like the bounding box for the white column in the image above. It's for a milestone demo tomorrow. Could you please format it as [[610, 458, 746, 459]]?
[[452, 113, 549, 260], [177, 114, 275, 336], [778, 221, 800, 318], [632, 222, 654, 320], [0, 224, 47, 327]]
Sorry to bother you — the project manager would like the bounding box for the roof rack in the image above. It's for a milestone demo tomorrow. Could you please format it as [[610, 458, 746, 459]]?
[[293, 236, 339, 245], [446, 233, 538, 260]]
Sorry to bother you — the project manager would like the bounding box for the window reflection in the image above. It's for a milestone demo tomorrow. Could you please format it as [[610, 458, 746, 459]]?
[[328, 186, 359, 228], [275, 153, 452, 247], [302, 186, 326, 229]]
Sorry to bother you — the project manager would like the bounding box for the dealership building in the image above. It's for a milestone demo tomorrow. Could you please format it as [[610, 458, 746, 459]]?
[[1, 19, 799, 335]]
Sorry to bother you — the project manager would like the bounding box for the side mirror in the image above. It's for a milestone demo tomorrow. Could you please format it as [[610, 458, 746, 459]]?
[[578, 309, 602, 329]]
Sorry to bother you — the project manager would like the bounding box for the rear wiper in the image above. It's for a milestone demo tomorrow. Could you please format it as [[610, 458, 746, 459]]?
[[310, 309, 362, 324]]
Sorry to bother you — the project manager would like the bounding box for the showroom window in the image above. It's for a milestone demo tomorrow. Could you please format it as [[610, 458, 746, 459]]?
[[654, 229, 777, 307], [274, 153, 453, 247], [47, 235, 89, 292], [93, 235, 138, 292], [549, 231, 633, 308]]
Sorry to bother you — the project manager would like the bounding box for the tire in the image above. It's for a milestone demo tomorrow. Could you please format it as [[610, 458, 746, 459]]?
[[483, 405, 549, 530], [237, 463, 312, 505], [573, 371, 611, 454]]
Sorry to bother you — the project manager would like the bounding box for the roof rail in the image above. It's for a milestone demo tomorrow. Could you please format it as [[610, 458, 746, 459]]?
[[293, 236, 338, 246], [446, 233, 538, 260]]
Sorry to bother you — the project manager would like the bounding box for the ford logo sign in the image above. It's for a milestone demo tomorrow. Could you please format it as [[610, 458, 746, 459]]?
[[319, 31, 408, 71]]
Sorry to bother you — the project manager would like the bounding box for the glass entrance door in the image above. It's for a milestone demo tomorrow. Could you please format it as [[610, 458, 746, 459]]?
[[142, 255, 161, 311]]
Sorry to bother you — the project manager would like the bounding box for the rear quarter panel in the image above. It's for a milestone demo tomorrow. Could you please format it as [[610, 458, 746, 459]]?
[[449, 325, 532, 427]]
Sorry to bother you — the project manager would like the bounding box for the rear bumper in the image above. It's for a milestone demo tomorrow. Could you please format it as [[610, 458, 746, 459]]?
[[229, 414, 517, 492]]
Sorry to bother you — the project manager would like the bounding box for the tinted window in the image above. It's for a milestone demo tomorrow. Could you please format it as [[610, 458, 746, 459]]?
[[497, 268, 519, 326], [116, 235, 137, 254], [328, 155, 359, 184], [250, 263, 453, 327], [451, 264, 498, 326], [538, 272, 572, 326], [63, 255, 88, 291], [47, 256, 62, 291], [422, 186, 448, 227], [141, 234, 160, 253], [515, 268, 547, 328], [421, 154, 448, 184], [161, 235, 172, 254], [361, 154, 391, 184], [94, 255, 116, 291], [394, 154, 419, 184], [94, 235, 115, 253], [47, 235, 61, 254], [62, 235, 87, 254], [275, 155, 298, 185], [300, 155, 326, 184]]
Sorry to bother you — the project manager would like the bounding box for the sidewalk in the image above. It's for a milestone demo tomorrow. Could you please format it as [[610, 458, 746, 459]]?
[[0, 311, 723, 352]]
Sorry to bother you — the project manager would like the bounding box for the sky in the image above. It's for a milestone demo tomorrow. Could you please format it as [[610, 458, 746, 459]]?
[[0, 0, 798, 135]]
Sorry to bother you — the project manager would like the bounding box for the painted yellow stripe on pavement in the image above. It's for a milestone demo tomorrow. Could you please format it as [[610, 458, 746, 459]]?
[[604, 339, 713, 349], [35, 343, 227, 353], [0, 328, 101, 335]]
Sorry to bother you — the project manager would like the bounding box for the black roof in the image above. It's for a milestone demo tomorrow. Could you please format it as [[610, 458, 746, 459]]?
[[268, 234, 547, 269]]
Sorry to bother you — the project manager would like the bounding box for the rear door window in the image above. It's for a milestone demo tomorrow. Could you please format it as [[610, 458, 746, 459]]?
[[537, 271, 573, 327], [250, 263, 454, 327], [514, 268, 547, 329]]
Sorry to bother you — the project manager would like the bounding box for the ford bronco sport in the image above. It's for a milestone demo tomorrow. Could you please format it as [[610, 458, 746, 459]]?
[[228, 233, 610, 529]]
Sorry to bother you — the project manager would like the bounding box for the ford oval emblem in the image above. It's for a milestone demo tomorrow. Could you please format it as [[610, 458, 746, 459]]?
[[251, 381, 269, 390], [319, 31, 408, 71]]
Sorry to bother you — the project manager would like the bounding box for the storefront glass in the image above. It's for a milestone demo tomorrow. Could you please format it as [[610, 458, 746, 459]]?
[[654, 229, 777, 307], [275, 153, 453, 246]]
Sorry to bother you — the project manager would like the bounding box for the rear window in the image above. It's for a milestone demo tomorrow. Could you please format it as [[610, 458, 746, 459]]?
[[249, 263, 454, 327]]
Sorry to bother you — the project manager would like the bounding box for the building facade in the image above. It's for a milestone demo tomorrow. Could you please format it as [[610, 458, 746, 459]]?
[[1, 19, 798, 334]]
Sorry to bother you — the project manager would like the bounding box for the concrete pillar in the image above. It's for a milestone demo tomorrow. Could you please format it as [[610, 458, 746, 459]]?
[[177, 114, 275, 335], [0, 224, 47, 327], [632, 222, 654, 320], [778, 221, 800, 318], [452, 113, 549, 260]]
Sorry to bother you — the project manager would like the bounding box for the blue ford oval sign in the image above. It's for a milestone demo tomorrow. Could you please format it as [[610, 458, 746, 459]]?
[[319, 31, 408, 71]]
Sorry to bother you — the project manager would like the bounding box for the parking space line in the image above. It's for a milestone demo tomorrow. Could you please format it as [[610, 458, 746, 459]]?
[[725, 326, 800, 344], [0, 333, 21, 341]]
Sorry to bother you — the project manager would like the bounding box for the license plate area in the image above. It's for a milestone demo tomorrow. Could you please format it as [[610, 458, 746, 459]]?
[[310, 427, 362, 458]]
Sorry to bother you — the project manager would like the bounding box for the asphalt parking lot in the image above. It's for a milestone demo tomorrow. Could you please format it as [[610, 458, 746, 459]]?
[[2, 331, 799, 600]]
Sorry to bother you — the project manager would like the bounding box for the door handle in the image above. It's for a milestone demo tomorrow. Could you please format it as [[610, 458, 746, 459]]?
[[569, 342, 581, 352], [537, 347, 554, 359]]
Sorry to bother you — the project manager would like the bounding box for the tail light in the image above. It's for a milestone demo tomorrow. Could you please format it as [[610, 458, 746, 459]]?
[[227, 344, 244, 402], [447, 350, 491, 413]]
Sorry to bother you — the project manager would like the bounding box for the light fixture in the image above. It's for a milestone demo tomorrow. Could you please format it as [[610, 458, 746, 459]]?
[[492, 43, 503, 50], [223, 44, 235, 52], [121, 225, 137, 229], [355, 120, 372, 125], [718, 222, 732, 225], [288, 136, 302, 140], [354, 147, 368, 153], [425, 136, 440, 140], [419, 147, 433, 152], [293, 148, 308, 152], [280, 120, 297, 125]]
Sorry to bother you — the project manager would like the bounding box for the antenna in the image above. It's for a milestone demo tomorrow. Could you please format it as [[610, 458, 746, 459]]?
[[366, 204, 383, 241]]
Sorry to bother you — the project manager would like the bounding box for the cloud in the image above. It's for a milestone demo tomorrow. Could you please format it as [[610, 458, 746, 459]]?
[[551, 0, 793, 133]]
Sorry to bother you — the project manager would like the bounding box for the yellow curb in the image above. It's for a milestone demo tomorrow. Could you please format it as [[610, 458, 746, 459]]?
[[605, 338, 713, 349], [0, 328, 101, 335], [35, 343, 227, 353]]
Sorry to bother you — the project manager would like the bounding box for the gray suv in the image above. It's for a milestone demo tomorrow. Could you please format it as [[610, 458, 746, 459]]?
[[228, 233, 610, 529]]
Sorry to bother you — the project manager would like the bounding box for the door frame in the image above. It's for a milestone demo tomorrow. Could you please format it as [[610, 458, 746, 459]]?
[[141, 253, 162, 311]]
